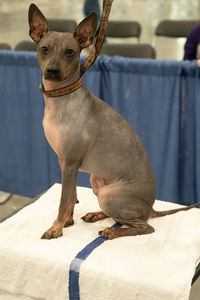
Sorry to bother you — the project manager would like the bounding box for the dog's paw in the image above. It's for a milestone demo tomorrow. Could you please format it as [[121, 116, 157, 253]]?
[[98, 227, 121, 240], [41, 224, 63, 239], [81, 211, 108, 223]]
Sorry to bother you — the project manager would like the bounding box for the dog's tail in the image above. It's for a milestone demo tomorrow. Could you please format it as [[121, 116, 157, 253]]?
[[151, 202, 200, 218]]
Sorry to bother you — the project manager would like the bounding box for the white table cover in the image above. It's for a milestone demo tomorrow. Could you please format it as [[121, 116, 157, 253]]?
[[0, 183, 200, 300]]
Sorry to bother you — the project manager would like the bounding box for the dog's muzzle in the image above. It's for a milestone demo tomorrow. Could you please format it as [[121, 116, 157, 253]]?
[[45, 67, 62, 81]]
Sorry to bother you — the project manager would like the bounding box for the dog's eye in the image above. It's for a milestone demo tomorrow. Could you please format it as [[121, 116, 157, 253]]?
[[41, 46, 48, 54], [66, 49, 74, 56]]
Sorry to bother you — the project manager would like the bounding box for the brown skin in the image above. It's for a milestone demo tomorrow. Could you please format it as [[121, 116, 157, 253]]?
[[29, 4, 200, 240]]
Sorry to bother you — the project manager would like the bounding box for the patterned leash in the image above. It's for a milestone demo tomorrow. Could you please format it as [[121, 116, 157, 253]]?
[[80, 0, 113, 75]]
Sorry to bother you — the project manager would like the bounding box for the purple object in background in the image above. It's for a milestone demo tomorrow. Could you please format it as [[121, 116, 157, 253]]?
[[184, 25, 200, 60]]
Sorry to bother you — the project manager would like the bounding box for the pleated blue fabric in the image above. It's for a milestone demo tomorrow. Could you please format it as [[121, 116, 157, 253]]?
[[0, 50, 200, 206]]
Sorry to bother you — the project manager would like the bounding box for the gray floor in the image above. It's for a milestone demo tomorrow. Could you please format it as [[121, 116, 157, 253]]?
[[0, 192, 36, 223], [0, 0, 200, 299]]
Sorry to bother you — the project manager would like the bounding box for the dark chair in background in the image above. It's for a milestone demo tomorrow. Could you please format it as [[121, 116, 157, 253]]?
[[100, 43, 156, 59], [154, 20, 199, 38], [15, 41, 37, 51], [47, 19, 77, 32], [106, 20, 141, 42], [99, 20, 150, 58], [152, 20, 199, 59], [14, 19, 77, 52], [0, 43, 12, 50]]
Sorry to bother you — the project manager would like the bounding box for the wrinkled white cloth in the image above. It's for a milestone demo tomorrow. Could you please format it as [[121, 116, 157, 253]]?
[[0, 183, 200, 300]]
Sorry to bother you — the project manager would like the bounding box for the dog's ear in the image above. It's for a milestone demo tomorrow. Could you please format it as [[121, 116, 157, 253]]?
[[28, 3, 48, 43], [74, 12, 97, 49]]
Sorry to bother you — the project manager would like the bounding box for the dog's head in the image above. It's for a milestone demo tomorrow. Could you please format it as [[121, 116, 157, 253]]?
[[28, 3, 97, 82]]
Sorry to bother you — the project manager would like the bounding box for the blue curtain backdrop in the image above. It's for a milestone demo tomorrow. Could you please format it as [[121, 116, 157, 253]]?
[[0, 50, 200, 206]]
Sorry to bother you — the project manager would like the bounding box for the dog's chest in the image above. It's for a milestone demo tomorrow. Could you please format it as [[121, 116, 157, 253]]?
[[42, 105, 67, 157]]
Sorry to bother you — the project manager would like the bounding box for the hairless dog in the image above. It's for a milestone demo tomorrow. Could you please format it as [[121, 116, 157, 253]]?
[[29, 3, 200, 240]]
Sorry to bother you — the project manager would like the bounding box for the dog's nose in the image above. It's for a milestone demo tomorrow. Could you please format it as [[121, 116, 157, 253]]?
[[45, 65, 61, 80]]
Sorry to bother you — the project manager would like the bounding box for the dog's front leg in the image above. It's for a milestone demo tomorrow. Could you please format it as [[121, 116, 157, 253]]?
[[41, 158, 79, 239]]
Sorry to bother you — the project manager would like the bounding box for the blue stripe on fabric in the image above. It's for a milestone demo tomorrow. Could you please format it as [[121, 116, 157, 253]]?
[[68, 223, 122, 300]]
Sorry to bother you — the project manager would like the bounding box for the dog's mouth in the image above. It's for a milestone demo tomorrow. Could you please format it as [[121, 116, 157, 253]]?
[[44, 67, 67, 81], [44, 72, 62, 81], [42, 73, 70, 91]]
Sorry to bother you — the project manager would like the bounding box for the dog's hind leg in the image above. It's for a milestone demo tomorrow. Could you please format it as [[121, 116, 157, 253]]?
[[90, 174, 106, 196], [81, 174, 109, 222], [99, 220, 154, 240], [97, 181, 155, 239]]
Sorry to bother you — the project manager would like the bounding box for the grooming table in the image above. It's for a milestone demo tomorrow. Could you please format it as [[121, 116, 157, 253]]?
[[0, 184, 200, 300]]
